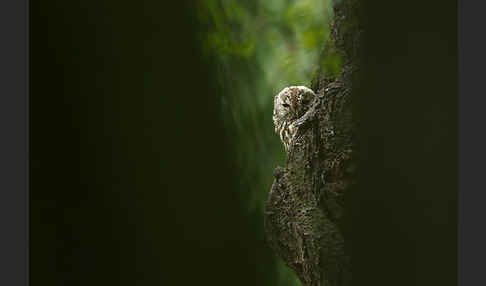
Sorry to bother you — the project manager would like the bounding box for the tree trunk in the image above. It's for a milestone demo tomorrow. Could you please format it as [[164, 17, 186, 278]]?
[[264, 1, 362, 285]]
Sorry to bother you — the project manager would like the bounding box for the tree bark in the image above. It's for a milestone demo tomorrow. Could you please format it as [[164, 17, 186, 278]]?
[[264, 1, 362, 285]]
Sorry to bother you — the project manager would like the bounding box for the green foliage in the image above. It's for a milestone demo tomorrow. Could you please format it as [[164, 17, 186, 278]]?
[[197, 1, 338, 284], [319, 40, 343, 78]]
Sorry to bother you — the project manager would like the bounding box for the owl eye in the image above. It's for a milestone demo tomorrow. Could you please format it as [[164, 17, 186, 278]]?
[[282, 103, 290, 108]]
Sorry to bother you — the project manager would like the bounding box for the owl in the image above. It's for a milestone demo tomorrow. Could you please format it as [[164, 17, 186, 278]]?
[[273, 86, 316, 152]]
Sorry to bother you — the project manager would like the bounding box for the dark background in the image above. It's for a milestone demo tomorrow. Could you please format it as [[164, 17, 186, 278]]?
[[351, 1, 457, 286], [30, 1, 457, 286]]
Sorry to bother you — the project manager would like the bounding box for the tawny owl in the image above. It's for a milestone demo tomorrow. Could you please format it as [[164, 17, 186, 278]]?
[[272, 86, 316, 152]]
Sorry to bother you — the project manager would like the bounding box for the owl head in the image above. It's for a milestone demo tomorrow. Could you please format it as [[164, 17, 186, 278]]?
[[272, 86, 316, 134]]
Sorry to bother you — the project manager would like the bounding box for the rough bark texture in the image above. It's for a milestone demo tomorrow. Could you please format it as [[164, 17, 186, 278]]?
[[264, 1, 362, 285]]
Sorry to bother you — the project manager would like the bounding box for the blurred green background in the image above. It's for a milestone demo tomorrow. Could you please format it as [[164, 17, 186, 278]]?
[[31, 0, 458, 285], [196, 1, 337, 284]]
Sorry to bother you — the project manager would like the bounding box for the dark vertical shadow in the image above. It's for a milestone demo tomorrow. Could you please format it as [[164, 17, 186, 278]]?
[[350, 1, 458, 285], [30, 1, 279, 285]]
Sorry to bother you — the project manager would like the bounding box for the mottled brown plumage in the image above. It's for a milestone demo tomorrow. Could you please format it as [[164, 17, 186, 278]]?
[[273, 86, 316, 152]]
